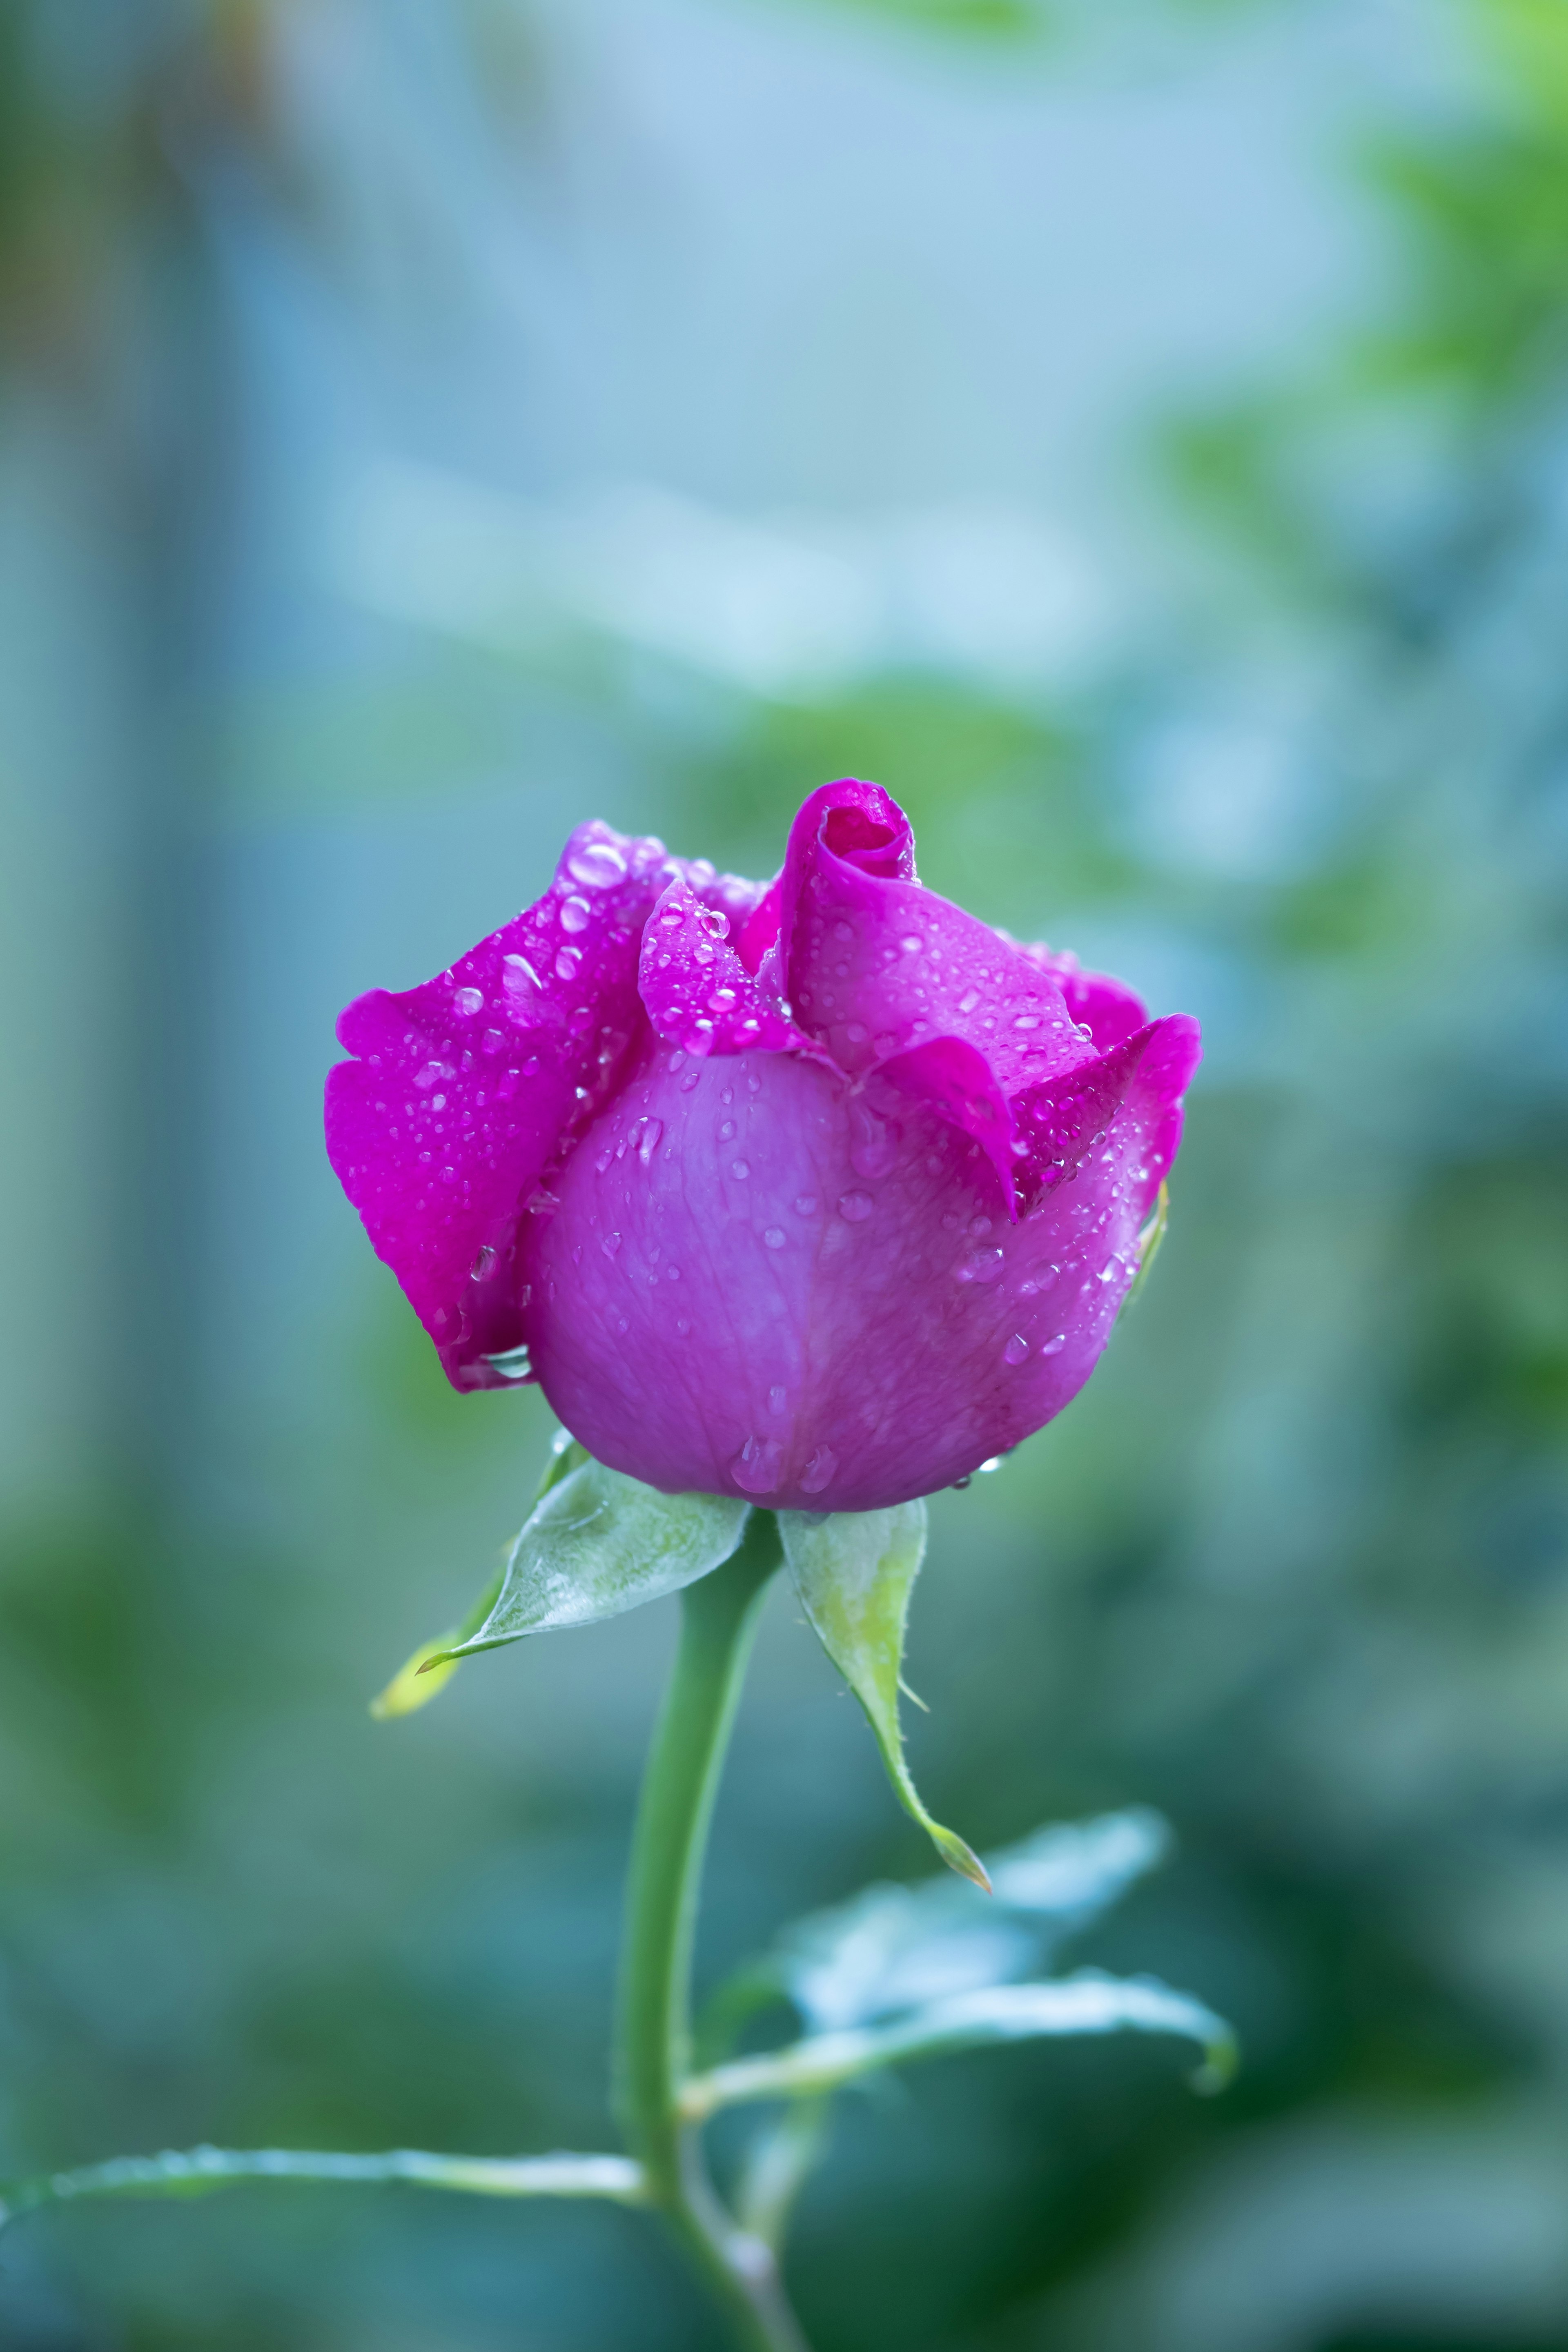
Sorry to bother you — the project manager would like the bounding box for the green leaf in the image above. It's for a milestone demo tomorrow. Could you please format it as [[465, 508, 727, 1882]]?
[[704, 1807, 1171, 2048], [683, 1969, 1236, 2119], [370, 1428, 586, 1716], [778, 1504, 987, 1888], [1123, 1179, 1169, 1311], [433, 1461, 752, 1658]]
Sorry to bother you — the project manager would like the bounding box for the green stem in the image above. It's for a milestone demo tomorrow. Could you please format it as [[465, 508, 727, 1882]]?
[[615, 1513, 810, 2352]]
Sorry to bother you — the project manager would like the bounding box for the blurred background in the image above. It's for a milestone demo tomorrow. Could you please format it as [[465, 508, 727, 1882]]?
[[3, 0, 1567, 2345]]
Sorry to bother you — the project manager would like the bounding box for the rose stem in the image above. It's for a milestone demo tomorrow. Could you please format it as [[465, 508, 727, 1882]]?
[[614, 1510, 811, 2352]]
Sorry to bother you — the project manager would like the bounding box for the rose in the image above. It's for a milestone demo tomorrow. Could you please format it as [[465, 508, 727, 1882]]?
[[326, 779, 1199, 1511]]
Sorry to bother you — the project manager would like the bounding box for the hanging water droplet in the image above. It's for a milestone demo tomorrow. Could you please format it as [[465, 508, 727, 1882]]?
[[732, 1434, 784, 1494], [482, 1343, 532, 1380], [1002, 1332, 1030, 1365], [837, 1190, 874, 1222], [800, 1445, 837, 1495], [568, 840, 627, 890]]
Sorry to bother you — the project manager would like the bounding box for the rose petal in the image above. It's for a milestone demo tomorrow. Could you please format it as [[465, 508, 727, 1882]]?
[[637, 876, 815, 1060], [772, 779, 1094, 1100], [328, 822, 686, 1389]]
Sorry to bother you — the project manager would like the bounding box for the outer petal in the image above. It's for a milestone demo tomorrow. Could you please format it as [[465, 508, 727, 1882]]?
[[637, 876, 816, 1060], [327, 823, 692, 1389], [523, 1017, 1199, 1511], [1016, 943, 1149, 1054]]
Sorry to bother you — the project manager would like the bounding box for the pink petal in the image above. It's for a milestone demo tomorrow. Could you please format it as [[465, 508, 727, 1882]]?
[[637, 875, 815, 1060]]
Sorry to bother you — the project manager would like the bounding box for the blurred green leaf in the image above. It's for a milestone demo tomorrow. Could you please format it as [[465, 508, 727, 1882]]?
[[779, 1504, 987, 1886], [704, 1809, 1171, 2053], [684, 1970, 1236, 2116], [433, 1461, 751, 1657]]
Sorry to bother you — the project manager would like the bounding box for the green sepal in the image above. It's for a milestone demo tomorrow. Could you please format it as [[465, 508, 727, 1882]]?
[[1123, 1179, 1169, 1311], [778, 1504, 988, 1889], [371, 1428, 585, 1717], [431, 1460, 752, 1659]]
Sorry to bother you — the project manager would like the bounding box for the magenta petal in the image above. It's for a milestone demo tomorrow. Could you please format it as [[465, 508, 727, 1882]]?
[[775, 779, 1094, 1100], [637, 876, 814, 1060], [1013, 1014, 1202, 1220], [1018, 944, 1149, 1053], [873, 1036, 1021, 1219], [524, 1022, 1195, 1510], [326, 822, 682, 1390]]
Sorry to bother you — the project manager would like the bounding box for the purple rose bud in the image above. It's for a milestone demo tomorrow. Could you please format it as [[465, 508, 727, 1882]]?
[[326, 781, 1200, 1510]]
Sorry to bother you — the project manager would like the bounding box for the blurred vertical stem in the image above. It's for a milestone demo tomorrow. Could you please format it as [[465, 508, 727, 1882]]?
[[615, 1512, 810, 2352]]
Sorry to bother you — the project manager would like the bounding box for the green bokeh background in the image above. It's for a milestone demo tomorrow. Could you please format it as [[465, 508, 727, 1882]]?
[[2, 2, 1566, 2346]]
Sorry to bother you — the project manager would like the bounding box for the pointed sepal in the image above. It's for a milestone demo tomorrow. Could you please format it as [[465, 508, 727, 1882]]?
[[371, 1428, 585, 1716], [432, 1460, 752, 1658], [778, 1503, 987, 1888]]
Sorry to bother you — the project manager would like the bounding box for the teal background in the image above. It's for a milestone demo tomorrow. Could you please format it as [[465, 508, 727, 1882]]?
[[2, 2, 1566, 2345]]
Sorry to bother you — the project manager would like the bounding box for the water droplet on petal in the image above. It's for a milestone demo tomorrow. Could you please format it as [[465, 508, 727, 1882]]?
[[768, 1384, 787, 1414], [957, 1246, 1005, 1285], [1003, 1332, 1030, 1365], [732, 1435, 784, 1494], [763, 1227, 786, 1249], [568, 840, 627, 890], [555, 947, 582, 982], [732, 1160, 750, 1180], [483, 1343, 532, 1380], [800, 1445, 837, 1495], [470, 1245, 500, 1283], [559, 895, 592, 934], [1041, 1332, 1067, 1356], [601, 1230, 622, 1257], [794, 1194, 819, 1216], [454, 986, 484, 1017], [639, 1119, 664, 1167], [837, 1190, 874, 1222]]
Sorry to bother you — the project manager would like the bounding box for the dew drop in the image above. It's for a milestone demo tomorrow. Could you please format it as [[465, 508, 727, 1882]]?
[[732, 1435, 784, 1495], [559, 895, 592, 934], [568, 840, 628, 890], [1041, 1332, 1067, 1356], [732, 1160, 751, 1180], [957, 1246, 1005, 1285], [639, 1118, 664, 1167], [763, 1227, 786, 1249], [483, 1343, 532, 1380], [800, 1445, 838, 1495], [453, 986, 484, 1017], [794, 1194, 819, 1216], [900, 935, 923, 955], [1003, 1332, 1030, 1365], [958, 987, 981, 1014], [768, 1384, 787, 1415], [555, 947, 582, 982], [470, 1245, 500, 1283], [602, 1230, 622, 1257], [837, 1190, 874, 1222]]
